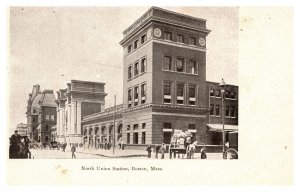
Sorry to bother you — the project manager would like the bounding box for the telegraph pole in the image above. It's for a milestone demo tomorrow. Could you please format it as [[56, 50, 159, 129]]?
[[113, 95, 116, 155]]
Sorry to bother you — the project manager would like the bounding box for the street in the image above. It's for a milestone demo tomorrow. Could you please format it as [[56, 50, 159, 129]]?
[[29, 147, 223, 159]]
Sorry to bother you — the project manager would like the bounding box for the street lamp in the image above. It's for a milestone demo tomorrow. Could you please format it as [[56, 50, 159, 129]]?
[[219, 78, 226, 159]]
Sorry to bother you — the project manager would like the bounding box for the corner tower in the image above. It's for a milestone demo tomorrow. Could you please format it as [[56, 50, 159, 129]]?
[[120, 7, 211, 145]]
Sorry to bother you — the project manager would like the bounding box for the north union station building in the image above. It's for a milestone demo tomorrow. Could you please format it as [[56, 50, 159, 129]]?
[[32, 7, 238, 147]]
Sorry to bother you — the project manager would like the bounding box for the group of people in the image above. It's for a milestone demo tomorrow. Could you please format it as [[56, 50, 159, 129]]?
[[146, 143, 207, 159], [60, 142, 76, 158], [146, 143, 167, 159], [9, 130, 31, 159]]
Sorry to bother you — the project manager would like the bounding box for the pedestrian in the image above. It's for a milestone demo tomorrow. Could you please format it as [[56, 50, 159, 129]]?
[[146, 145, 152, 158], [71, 144, 76, 159], [160, 143, 166, 159], [200, 146, 207, 159], [62, 143, 66, 152], [186, 144, 191, 159], [155, 145, 160, 159], [23, 136, 31, 159]]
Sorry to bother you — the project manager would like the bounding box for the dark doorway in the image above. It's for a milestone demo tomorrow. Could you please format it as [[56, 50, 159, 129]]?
[[163, 132, 171, 144]]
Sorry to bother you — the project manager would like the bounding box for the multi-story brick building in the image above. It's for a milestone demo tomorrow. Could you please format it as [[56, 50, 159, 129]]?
[[26, 85, 57, 143], [81, 7, 213, 147]]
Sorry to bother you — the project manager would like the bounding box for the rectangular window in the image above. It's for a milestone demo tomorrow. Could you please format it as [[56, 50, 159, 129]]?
[[210, 89, 214, 97], [176, 83, 184, 105], [45, 115, 49, 121], [134, 86, 139, 106], [187, 60, 198, 74], [225, 106, 230, 117], [127, 133, 130, 144], [134, 39, 138, 49], [142, 132, 146, 144], [188, 124, 196, 130], [51, 115, 55, 121], [141, 83, 146, 104], [215, 90, 221, 97], [163, 56, 172, 71], [163, 123, 171, 129], [142, 123, 146, 129], [133, 132, 138, 144], [134, 62, 139, 76], [128, 89, 132, 108], [176, 58, 185, 72], [230, 106, 236, 117], [128, 66, 132, 79], [177, 34, 184, 43], [225, 91, 230, 99], [141, 34, 146, 44], [231, 92, 236, 99], [188, 84, 196, 105], [210, 104, 214, 115], [133, 124, 138, 130], [164, 31, 172, 41], [127, 44, 132, 53], [127, 125, 130, 130], [163, 81, 172, 104], [215, 105, 220, 116], [141, 58, 146, 73], [189, 37, 196, 45]]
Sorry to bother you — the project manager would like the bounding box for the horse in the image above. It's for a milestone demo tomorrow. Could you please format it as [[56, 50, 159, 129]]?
[[9, 139, 29, 159]]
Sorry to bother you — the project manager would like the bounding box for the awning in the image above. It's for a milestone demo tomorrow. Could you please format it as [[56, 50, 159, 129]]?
[[207, 124, 238, 132]]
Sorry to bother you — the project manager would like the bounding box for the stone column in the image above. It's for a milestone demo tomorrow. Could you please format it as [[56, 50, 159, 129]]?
[[57, 109, 60, 137], [67, 104, 72, 136], [76, 102, 82, 135], [70, 102, 76, 135]]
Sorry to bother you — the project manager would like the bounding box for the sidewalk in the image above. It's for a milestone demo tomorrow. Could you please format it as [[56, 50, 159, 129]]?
[[74, 147, 223, 159]]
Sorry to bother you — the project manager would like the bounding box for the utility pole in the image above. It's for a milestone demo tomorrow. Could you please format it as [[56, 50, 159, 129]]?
[[113, 95, 116, 155]]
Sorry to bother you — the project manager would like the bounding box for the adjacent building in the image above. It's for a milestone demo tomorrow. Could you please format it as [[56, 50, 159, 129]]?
[[56, 80, 107, 144], [26, 85, 57, 143]]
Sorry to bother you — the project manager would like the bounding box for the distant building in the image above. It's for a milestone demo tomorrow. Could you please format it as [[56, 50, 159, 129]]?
[[26, 85, 57, 143], [16, 123, 27, 137], [55, 80, 107, 144]]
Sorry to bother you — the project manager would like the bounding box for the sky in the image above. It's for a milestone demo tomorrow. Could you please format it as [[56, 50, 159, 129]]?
[[8, 6, 238, 133]]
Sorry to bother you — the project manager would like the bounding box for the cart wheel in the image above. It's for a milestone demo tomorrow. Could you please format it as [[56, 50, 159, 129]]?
[[225, 148, 238, 159]]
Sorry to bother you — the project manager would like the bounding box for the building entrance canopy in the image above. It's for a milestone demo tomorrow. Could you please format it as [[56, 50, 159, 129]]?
[[207, 124, 238, 132]]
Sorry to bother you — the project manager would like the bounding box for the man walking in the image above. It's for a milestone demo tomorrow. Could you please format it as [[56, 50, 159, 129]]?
[[71, 144, 76, 159], [160, 143, 166, 159]]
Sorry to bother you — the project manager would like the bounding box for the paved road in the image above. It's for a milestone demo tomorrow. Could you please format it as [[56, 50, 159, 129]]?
[[30, 147, 223, 159]]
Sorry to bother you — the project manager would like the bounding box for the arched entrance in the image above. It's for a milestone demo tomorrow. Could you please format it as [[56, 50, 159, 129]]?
[[101, 126, 107, 143]]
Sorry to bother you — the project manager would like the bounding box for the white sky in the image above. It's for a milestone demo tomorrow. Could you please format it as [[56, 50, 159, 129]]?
[[8, 6, 238, 133]]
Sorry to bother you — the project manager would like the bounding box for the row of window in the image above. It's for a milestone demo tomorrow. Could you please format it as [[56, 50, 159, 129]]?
[[163, 81, 197, 105], [210, 104, 237, 118], [163, 55, 199, 74], [126, 123, 146, 130], [210, 89, 236, 99], [128, 83, 147, 107], [127, 132, 146, 144], [127, 33, 147, 54], [163, 31, 197, 46], [128, 57, 147, 79]]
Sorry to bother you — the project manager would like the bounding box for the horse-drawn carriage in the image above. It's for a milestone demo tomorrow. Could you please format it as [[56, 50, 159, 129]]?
[[169, 130, 198, 159]]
